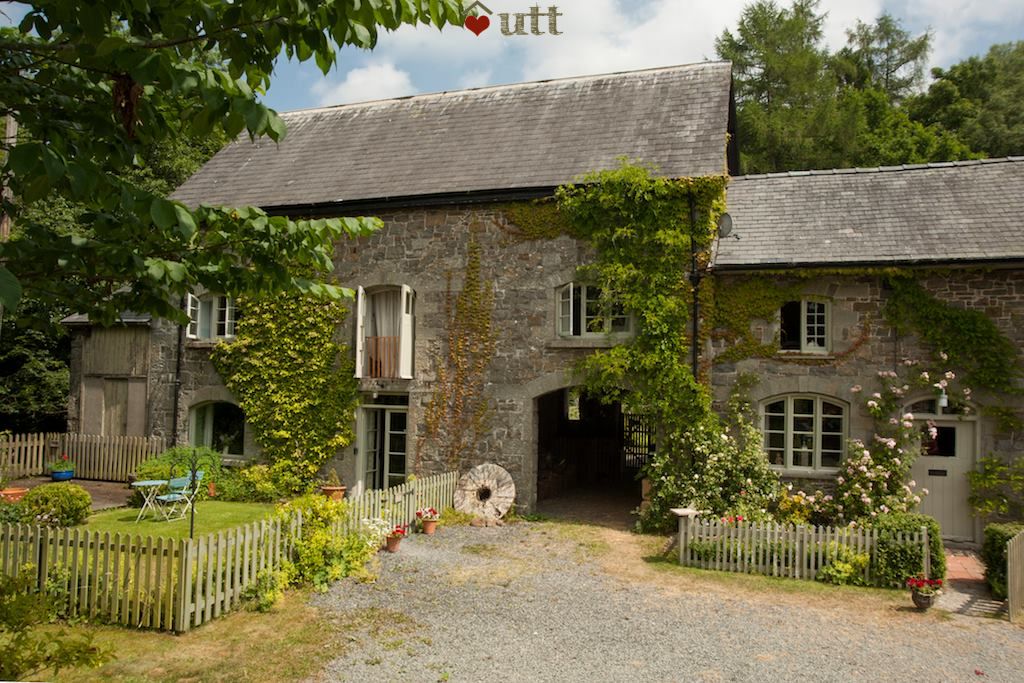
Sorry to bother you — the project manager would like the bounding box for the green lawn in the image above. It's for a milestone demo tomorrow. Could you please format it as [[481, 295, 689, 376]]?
[[85, 501, 276, 540]]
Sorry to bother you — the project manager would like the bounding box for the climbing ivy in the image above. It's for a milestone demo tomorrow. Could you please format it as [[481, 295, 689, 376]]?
[[884, 276, 1022, 395], [709, 276, 804, 362], [211, 291, 359, 494], [498, 199, 572, 243], [420, 233, 497, 470], [555, 161, 741, 531]]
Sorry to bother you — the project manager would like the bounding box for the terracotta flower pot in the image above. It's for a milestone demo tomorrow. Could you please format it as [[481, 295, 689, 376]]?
[[1, 487, 29, 503], [422, 519, 438, 535], [208, 482, 217, 497], [320, 485, 346, 501], [385, 535, 402, 553]]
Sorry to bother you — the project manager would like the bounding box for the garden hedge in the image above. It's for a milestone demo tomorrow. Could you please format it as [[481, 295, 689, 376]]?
[[981, 522, 1024, 599], [868, 512, 945, 586]]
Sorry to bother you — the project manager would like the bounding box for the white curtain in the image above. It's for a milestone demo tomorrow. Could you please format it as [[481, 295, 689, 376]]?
[[369, 289, 400, 338]]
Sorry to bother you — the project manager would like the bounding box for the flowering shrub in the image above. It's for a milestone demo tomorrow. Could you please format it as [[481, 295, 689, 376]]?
[[906, 576, 943, 595], [773, 486, 833, 526], [416, 507, 440, 522], [831, 358, 967, 524], [19, 484, 91, 527]]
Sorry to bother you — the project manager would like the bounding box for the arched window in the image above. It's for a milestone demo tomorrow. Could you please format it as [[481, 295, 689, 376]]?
[[189, 402, 246, 456], [762, 395, 846, 471]]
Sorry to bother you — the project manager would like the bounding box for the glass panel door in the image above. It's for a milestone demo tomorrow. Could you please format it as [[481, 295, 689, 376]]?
[[363, 408, 383, 490], [385, 410, 407, 488]]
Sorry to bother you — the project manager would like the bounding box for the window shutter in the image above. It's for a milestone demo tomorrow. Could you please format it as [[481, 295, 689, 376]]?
[[558, 283, 573, 336], [224, 297, 237, 338], [354, 286, 366, 379], [398, 285, 415, 380], [186, 293, 199, 339]]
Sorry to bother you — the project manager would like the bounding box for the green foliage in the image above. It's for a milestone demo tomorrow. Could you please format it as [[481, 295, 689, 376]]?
[[421, 233, 497, 470], [716, 1, 976, 172], [0, 299, 70, 433], [884, 277, 1022, 395], [439, 506, 476, 527], [816, 543, 870, 586], [215, 464, 282, 503], [709, 276, 803, 361], [212, 292, 359, 494], [0, 566, 112, 680], [980, 522, 1024, 599], [869, 513, 946, 585], [969, 456, 1024, 521], [242, 564, 296, 613], [19, 484, 91, 527], [499, 200, 572, 242], [556, 162, 746, 533], [0, 0, 467, 319], [275, 495, 383, 592], [0, 501, 22, 524], [909, 42, 1024, 157]]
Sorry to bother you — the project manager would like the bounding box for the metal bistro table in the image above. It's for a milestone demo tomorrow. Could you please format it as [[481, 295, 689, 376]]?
[[131, 479, 168, 522]]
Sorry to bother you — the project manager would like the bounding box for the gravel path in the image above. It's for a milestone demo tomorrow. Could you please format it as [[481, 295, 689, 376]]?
[[310, 523, 1024, 683]]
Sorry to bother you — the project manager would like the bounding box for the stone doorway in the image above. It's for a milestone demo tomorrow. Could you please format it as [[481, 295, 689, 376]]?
[[534, 388, 645, 525]]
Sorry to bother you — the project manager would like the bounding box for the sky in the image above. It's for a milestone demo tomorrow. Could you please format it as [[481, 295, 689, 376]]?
[[2, 1, 1022, 112], [262, 0, 1024, 112]]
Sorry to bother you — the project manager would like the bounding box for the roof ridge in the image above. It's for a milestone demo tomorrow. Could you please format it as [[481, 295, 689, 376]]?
[[730, 156, 1024, 181], [279, 60, 732, 116]]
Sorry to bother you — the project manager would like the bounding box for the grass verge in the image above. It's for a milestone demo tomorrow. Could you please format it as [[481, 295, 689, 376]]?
[[85, 502, 276, 540]]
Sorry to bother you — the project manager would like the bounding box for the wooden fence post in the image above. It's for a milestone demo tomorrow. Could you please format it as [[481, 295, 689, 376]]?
[[921, 526, 931, 580], [672, 508, 700, 566]]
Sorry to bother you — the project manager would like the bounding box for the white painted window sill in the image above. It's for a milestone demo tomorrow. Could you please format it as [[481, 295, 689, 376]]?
[[548, 337, 631, 349]]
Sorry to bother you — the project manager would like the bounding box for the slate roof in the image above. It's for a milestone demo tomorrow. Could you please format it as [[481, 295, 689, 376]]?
[[715, 158, 1024, 268], [172, 62, 734, 209]]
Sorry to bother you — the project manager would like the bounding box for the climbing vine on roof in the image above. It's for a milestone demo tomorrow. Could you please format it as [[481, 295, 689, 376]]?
[[556, 160, 778, 532]]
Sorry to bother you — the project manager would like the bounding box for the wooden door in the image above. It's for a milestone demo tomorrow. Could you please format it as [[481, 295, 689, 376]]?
[[911, 421, 976, 542]]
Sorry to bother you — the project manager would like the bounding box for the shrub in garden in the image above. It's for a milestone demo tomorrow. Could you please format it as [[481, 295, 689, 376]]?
[[215, 464, 281, 503], [816, 543, 870, 586], [969, 456, 1024, 522], [19, 484, 91, 527], [274, 495, 387, 594], [980, 522, 1024, 599], [868, 512, 945, 586], [0, 500, 22, 524]]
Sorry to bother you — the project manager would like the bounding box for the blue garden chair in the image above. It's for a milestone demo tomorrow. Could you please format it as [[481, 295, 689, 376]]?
[[156, 470, 204, 521]]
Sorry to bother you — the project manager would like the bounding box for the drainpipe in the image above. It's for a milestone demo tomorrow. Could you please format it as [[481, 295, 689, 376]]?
[[688, 193, 701, 379], [170, 296, 186, 447]]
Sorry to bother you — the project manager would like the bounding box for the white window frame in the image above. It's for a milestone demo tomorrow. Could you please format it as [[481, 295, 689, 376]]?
[[186, 293, 236, 341], [761, 395, 846, 473], [354, 285, 415, 380], [557, 282, 632, 338], [779, 299, 830, 354], [188, 402, 246, 456]]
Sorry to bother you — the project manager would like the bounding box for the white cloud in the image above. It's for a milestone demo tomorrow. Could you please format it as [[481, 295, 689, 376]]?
[[893, 0, 1024, 65], [459, 67, 494, 89], [312, 61, 417, 106]]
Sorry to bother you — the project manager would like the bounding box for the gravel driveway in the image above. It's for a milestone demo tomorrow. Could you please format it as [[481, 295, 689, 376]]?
[[310, 522, 1024, 682]]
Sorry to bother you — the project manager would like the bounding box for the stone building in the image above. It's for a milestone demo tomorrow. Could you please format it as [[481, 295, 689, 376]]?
[[64, 62, 1024, 542]]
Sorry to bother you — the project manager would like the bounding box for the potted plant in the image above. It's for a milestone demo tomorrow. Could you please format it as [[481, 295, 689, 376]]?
[[906, 575, 943, 610], [416, 507, 440, 535], [320, 468, 346, 500], [0, 455, 28, 503], [385, 524, 407, 553], [49, 453, 75, 481]]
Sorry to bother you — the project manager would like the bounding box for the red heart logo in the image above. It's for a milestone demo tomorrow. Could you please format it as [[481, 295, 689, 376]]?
[[464, 15, 490, 36]]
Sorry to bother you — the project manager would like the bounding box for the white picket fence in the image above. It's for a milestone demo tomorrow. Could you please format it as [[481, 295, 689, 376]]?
[[1009, 530, 1024, 624], [1, 432, 166, 482], [1, 470, 460, 632], [677, 515, 930, 585]]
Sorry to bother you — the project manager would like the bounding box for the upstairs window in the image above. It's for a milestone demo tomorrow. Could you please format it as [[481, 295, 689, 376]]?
[[558, 283, 631, 337], [779, 300, 829, 354], [355, 285, 415, 380], [186, 294, 236, 340]]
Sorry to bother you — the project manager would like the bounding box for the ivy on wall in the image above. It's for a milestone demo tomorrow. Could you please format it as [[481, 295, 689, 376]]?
[[211, 292, 359, 493], [420, 233, 497, 470], [883, 276, 1022, 395]]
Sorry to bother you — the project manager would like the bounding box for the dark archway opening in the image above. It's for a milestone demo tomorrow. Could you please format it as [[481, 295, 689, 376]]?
[[535, 388, 652, 524]]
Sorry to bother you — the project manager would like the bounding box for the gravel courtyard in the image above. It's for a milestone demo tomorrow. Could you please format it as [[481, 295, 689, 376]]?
[[310, 522, 1024, 683]]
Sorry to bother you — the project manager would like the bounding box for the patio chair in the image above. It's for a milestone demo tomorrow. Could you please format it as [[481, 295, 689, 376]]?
[[155, 470, 204, 521]]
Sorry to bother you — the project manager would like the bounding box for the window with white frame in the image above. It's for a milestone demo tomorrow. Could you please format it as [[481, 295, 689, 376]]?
[[779, 300, 829, 353], [557, 283, 631, 337], [186, 293, 236, 340], [354, 285, 415, 380], [763, 395, 846, 471]]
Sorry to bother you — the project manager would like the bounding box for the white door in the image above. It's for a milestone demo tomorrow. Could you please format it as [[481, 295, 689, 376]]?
[[360, 407, 407, 491], [911, 420, 975, 542]]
